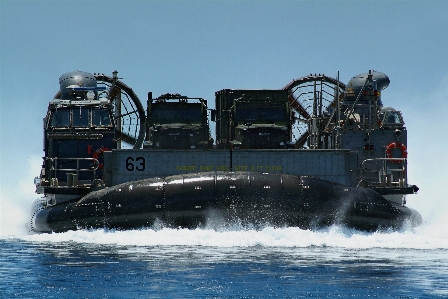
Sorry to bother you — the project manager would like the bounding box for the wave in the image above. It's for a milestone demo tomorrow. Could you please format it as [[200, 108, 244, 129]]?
[[0, 218, 443, 250]]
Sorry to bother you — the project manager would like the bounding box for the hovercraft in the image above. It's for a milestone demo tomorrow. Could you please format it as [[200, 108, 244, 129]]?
[[31, 70, 421, 232]]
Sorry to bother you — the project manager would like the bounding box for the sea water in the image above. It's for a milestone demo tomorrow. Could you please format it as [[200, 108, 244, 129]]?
[[1, 218, 448, 298]]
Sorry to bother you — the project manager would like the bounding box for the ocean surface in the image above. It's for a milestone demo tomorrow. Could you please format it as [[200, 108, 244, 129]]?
[[1, 215, 448, 298]]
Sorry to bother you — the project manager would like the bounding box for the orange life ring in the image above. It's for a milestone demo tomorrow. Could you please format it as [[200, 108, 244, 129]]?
[[386, 142, 407, 163], [92, 147, 110, 169]]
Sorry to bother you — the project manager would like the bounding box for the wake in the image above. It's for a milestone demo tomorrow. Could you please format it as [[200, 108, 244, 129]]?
[[3, 219, 444, 250]]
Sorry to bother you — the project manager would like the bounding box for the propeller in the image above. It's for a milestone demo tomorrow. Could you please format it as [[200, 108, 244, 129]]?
[[283, 74, 346, 148], [94, 73, 146, 149]]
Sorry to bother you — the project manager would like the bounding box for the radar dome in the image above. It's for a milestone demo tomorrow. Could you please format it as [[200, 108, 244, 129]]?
[[59, 71, 97, 100], [344, 71, 390, 107]]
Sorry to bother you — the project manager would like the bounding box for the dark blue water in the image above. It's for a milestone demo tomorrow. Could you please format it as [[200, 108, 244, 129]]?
[[2, 225, 447, 298]]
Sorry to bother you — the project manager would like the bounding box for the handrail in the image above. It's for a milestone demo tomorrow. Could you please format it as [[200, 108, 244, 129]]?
[[46, 157, 99, 185], [361, 158, 407, 187]]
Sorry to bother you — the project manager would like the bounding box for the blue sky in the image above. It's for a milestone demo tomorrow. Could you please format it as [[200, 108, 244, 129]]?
[[1, 0, 447, 230]]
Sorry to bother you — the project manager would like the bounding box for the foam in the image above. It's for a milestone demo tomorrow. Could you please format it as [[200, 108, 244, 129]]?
[[0, 155, 42, 237], [10, 221, 447, 250]]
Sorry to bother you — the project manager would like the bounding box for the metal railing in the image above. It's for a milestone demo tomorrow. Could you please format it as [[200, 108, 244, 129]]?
[[361, 158, 407, 187], [46, 157, 99, 186]]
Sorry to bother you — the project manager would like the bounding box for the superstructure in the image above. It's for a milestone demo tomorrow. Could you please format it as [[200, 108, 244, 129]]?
[[31, 70, 421, 232]]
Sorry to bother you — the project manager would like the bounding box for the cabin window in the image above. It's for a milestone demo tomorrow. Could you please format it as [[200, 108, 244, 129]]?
[[152, 108, 202, 124], [235, 109, 287, 124], [92, 108, 111, 126], [73, 106, 90, 127], [384, 111, 403, 125], [51, 108, 70, 127]]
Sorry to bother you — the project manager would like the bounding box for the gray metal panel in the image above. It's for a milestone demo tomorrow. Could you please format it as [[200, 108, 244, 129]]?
[[104, 149, 353, 186], [340, 129, 407, 166]]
